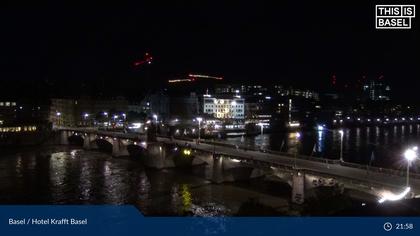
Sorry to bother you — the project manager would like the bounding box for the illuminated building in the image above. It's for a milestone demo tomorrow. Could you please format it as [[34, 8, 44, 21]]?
[[0, 125, 37, 133], [362, 80, 391, 101], [0, 101, 17, 125], [275, 86, 319, 101], [203, 95, 244, 120], [49, 99, 76, 127]]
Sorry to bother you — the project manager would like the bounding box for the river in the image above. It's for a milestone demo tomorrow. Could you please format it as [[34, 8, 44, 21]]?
[[227, 124, 420, 170], [0, 146, 295, 216]]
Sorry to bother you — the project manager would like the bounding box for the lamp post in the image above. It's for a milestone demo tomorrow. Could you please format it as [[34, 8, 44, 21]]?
[[339, 129, 344, 162], [83, 113, 89, 127], [56, 112, 62, 127], [196, 117, 203, 142], [294, 132, 301, 169], [404, 147, 417, 187], [153, 114, 158, 137]]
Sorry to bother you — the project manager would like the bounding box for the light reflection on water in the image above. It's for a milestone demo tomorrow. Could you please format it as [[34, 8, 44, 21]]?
[[226, 124, 420, 170], [0, 147, 291, 216]]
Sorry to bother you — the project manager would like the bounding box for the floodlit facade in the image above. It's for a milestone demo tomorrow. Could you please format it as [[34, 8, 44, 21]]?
[[203, 95, 244, 120]]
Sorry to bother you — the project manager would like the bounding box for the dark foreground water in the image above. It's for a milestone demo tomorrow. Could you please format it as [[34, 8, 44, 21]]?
[[0, 146, 297, 216], [1, 145, 419, 216]]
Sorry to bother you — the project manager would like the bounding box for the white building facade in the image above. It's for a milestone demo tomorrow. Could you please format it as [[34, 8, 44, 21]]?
[[203, 95, 245, 120]]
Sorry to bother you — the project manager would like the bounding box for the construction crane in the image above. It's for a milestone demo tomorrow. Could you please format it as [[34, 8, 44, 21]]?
[[188, 74, 223, 80], [168, 73, 223, 83], [133, 52, 153, 67]]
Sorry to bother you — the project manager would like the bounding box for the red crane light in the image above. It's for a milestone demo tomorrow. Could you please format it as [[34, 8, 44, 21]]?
[[133, 53, 153, 67]]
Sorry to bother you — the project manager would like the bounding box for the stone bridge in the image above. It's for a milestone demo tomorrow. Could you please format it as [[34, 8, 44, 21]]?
[[55, 127, 420, 204]]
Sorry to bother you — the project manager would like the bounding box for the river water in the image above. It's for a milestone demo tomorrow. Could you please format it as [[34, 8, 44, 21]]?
[[2, 124, 420, 216], [0, 146, 294, 216], [227, 124, 420, 171]]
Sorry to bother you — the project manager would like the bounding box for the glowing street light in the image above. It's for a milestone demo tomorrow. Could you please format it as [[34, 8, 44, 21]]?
[[316, 124, 324, 131], [56, 112, 62, 126], [196, 117, 203, 142], [339, 130, 344, 162], [183, 149, 192, 156], [153, 114, 158, 136], [404, 147, 418, 186], [257, 123, 264, 135]]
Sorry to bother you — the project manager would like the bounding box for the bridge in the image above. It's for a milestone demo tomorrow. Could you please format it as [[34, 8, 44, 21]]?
[[55, 127, 420, 204]]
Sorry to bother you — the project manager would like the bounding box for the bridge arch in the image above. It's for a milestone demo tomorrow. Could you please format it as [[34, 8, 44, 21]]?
[[94, 136, 113, 153]]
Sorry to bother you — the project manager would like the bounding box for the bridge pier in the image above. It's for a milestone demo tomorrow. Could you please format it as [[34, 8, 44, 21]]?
[[112, 138, 130, 157], [212, 154, 224, 183], [60, 130, 70, 145], [193, 153, 265, 184], [291, 171, 305, 204], [271, 167, 339, 205], [83, 133, 98, 150], [142, 143, 175, 169]]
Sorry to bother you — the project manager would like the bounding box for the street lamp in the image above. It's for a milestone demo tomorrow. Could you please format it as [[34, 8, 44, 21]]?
[[153, 114, 158, 137], [294, 132, 301, 168], [404, 147, 418, 187], [56, 112, 62, 126], [339, 129, 344, 162], [196, 117, 203, 142]]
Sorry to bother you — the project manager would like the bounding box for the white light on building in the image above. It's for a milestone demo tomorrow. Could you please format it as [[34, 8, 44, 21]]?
[[203, 95, 244, 119]]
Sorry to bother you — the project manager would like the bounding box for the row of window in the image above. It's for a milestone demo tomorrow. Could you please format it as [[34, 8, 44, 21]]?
[[215, 114, 244, 118], [203, 99, 244, 104], [205, 104, 243, 107], [0, 102, 17, 107], [205, 109, 243, 113], [0, 126, 37, 133]]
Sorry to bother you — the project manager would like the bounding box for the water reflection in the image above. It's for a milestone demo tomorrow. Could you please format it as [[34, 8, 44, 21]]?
[[317, 131, 323, 153], [227, 124, 420, 169]]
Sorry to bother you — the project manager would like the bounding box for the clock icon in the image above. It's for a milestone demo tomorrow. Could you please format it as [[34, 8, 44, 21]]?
[[384, 222, 393, 231]]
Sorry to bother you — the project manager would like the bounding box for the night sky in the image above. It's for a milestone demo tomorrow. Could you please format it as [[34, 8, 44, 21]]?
[[0, 1, 418, 100]]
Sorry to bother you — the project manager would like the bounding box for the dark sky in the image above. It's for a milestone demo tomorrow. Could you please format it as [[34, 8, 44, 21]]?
[[0, 1, 418, 99]]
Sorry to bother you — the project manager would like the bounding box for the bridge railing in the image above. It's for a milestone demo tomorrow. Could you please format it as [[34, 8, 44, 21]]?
[[59, 129, 420, 180], [340, 161, 420, 180], [192, 138, 420, 179], [57, 127, 147, 140], [197, 139, 340, 164]]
